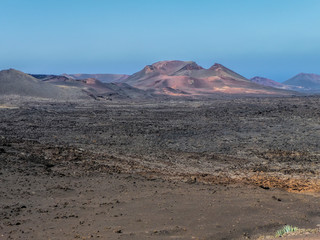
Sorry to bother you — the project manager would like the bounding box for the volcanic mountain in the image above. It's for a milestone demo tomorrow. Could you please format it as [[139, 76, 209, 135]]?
[[62, 73, 129, 83], [68, 78, 151, 99], [284, 73, 320, 91], [0, 69, 149, 100], [30, 74, 62, 81], [124, 61, 294, 96], [250, 76, 289, 89], [38, 74, 152, 99], [0, 69, 87, 99]]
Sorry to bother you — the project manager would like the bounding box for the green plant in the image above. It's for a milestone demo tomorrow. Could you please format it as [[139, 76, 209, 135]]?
[[275, 225, 298, 237]]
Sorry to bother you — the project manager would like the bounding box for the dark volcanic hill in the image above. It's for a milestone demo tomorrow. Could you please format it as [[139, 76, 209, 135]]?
[[75, 78, 151, 99], [125, 60, 294, 96], [250, 76, 289, 89], [62, 73, 129, 83], [1, 69, 148, 100], [30, 74, 59, 81], [41, 75, 152, 99], [284, 73, 320, 90], [0, 69, 86, 99]]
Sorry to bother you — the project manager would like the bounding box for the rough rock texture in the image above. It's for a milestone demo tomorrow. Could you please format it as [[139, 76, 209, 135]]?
[[0, 96, 319, 239]]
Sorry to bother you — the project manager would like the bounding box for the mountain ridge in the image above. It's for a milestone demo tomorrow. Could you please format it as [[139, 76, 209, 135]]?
[[61, 73, 129, 83], [250, 76, 288, 89], [7, 60, 320, 99], [0, 69, 87, 99], [283, 73, 320, 90], [124, 60, 293, 96]]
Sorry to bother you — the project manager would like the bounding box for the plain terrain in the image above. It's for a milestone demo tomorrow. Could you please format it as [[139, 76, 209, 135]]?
[[0, 96, 320, 239]]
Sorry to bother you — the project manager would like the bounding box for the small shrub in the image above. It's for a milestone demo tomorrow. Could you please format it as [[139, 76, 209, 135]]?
[[275, 225, 298, 237]]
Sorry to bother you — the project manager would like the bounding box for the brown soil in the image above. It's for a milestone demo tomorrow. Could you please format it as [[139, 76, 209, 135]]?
[[1, 96, 320, 239]]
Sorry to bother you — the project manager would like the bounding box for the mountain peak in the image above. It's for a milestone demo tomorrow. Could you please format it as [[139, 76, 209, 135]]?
[[0, 68, 71, 98], [295, 72, 320, 78], [1, 68, 24, 75], [283, 73, 320, 90], [288, 72, 320, 81], [0, 69, 38, 81], [208, 63, 248, 81], [178, 62, 204, 71], [138, 60, 197, 76], [209, 63, 227, 71]]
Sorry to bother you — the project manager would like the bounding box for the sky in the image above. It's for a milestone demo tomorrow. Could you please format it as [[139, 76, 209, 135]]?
[[1, 0, 320, 82]]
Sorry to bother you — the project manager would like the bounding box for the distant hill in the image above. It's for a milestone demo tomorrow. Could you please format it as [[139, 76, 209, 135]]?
[[250, 76, 286, 88], [250, 76, 320, 93], [3, 64, 308, 100], [124, 60, 294, 96], [100, 82, 154, 99], [40, 75, 153, 99], [1, 69, 150, 100], [284, 73, 320, 91], [30, 74, 59, 81], [62, 73, 129, 83], [0, 69, 87, 99]]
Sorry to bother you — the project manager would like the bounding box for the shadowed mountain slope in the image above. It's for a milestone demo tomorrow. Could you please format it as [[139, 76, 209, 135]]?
[[62, 73, 129, 83], [2, 69, 149, 100], [42, 75, 153, 99], [0, 69, 87, 99], [250, 76, 289, 89]]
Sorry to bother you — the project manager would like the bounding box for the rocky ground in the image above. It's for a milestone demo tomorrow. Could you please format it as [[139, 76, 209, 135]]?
[[0, 96, 319, 239]]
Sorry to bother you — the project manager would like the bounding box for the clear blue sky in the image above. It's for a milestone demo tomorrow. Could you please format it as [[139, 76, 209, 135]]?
[[1, 0, 320, 81]]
